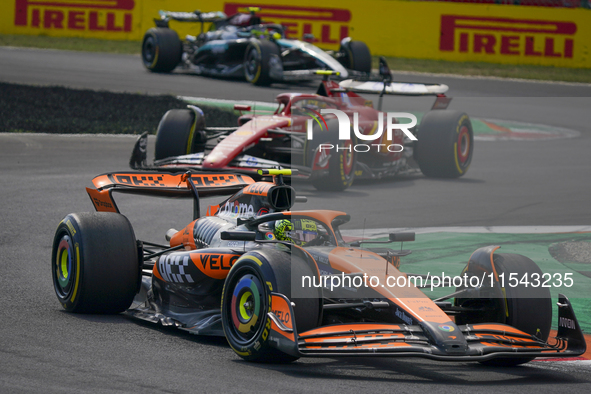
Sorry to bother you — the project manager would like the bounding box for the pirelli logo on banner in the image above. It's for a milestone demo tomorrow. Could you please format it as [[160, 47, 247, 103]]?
[[14, 0, 134, 32], [440, 15, 576, 59], [224, 2, 351, 46]]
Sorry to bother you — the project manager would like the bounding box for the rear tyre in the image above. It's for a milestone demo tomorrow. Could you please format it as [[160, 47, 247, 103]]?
[[339, 40, 372, 73], [154, 109, 206, 161], [243, 39, 279, 86], [141, 28, 182, 73], [221, 249, 320, 362], [416, 111, 473, 178], [456, 253, 552, 366], [51, 212, 139, 313]]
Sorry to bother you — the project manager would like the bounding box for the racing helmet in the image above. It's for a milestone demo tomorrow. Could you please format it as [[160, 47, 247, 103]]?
[[274, 219, 318, 246]]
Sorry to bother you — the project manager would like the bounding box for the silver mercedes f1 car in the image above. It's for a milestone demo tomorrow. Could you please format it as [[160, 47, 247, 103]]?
[[141, 7, 372, 85]]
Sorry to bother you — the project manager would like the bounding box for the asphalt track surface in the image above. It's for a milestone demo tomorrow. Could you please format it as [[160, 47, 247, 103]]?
[[1, 47, 591, 392]]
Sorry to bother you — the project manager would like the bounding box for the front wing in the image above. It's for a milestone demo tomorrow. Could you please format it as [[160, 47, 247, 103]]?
[[145, 155, 314, 182], [267, 293, 587, 361], [132, 145, 417, 182], [129, 133, 311, 179]]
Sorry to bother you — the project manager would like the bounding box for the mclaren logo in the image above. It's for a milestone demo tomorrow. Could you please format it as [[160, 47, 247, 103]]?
[[440, 15, 576, 59]]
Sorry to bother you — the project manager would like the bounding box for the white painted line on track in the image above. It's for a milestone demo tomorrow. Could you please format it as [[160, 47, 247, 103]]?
[[178, 96, 276, 109], [534, 358, 589, 363], [179, 97, 581, 142], [531, 359, 591, 369], [0, 132, 142, 138], [341, 226, 591, 239], [387, 69, 591, 87], [2, 46, 589, 86]]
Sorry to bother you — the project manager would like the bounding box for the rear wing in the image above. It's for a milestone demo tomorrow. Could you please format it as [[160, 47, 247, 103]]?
[[155, 10, 226, 27], [337, 57, 452, 110], [339, 79, 449, 96], [87, 171, 254, 217]]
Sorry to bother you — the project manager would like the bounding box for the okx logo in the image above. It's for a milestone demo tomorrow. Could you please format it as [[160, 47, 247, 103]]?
[[305, 109, 417, 153]]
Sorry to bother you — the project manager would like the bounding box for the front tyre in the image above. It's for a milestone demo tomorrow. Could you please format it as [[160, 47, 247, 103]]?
[[416, 111, 473, 178], [307, 119, 357, 191], [221, 249, 320, 362], [51, 212, 139, 313], [243, 40, 279, 86], [310, 139, 356, 191], [456, 253, 552, 367], [339, 40, 372, 74], [141, 28, 182, 73], [222, 259, 274, 361], [154, 109, 206, 161], [481, 253, 552, 366]]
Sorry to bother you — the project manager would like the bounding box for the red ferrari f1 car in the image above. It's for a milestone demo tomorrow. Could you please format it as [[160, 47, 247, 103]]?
[[52, 169, 585, 365], [130, 60, 473, 192]]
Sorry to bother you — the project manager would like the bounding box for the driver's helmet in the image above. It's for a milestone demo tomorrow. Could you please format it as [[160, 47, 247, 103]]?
[[274, 219, 318, 246]]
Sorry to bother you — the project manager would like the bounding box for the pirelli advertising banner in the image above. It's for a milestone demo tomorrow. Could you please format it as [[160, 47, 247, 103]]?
[[8, 0, 138, 37], [2, 0, 590, 68]]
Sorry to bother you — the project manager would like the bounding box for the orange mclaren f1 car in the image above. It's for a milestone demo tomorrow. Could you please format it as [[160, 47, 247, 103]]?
[[52, 169, 586, 365]]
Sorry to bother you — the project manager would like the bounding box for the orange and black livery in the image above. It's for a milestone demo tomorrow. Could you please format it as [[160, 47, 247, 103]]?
[[52, 168, 585, 366]]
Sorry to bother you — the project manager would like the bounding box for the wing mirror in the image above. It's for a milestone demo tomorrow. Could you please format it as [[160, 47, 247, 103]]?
[[220, 231, 256, 241], [350, 232, 415, 247], [389, 232, 415, 242], [378, 56, 392, 83], [234, 104, 251, 112], [303, 33, 315, 43]]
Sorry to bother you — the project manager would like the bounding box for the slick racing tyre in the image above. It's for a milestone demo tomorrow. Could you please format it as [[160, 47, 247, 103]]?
[[154, 108, 206, 161], [339, 40, 372, 74], [309, 139, 356, 192], [455, 253, 552, 366], [416, 110, 473, 178], [243, 39, 279, 86], [141, 28, 182, 73], [221, 249, 321, 362], [307, 119, 357, 191], [51, 212, 139, 313]]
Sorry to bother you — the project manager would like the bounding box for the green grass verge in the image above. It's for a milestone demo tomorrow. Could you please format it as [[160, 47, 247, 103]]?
[[374, 56, 591, 84], [2, 33, 590, 83], [0, 34, 141, 54], [365, 232, 591, 332], [0, 82, 238, 134]]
